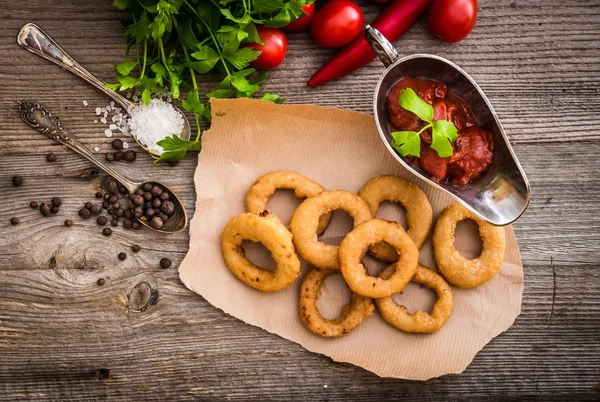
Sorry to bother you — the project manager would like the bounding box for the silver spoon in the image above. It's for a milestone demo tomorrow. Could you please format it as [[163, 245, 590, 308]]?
[[19, 101, 188, 234], [17, 23, 192, 156], [364, 25, 531, 226]]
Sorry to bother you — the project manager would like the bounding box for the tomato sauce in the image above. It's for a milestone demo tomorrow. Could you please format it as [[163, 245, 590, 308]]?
[[387, 77, 493, 185]]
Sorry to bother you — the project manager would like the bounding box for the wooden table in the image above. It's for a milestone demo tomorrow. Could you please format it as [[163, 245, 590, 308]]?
[[1, 1, 599, 400]]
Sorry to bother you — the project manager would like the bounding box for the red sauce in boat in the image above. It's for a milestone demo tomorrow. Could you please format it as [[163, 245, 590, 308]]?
[[387, 77, 493, 185]]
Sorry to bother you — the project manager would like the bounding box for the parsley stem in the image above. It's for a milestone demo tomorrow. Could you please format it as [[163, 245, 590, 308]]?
[[139, 40, 147, 79], [416, 123, 432, 136]]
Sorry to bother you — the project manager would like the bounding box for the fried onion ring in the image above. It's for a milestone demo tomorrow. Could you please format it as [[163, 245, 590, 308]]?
[[433, 204, 506, 288], [358, 175, 433, 261], [221, 212, 300, 292], [339, 219, 419, 298], [299, 267, 374, 337], [289, 190, 373, 270], [375, 264, 453, 333], [245, 171, 332, 235]]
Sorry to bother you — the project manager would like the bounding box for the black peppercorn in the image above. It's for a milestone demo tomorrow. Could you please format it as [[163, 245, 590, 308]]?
[[144, 201, 153, 210], [136, 189, 145, 196], [90, 204, 102, 215], [151, 185, 163, 197], [102, 200, 110, 209], [168, 160, 179, 167], [143, 192, 153, 202], [132, 222, 141, 230], [150, 216, 164, 229], [119, 186, 128, 195], [159, 192, 170, 201], [161, 200, 176, 216], [160, 258, 172, 268], [145, 208, 156, 218], [40, 203, 51, 217], [10, 217, 19, 225], [105, 179, 118, 194], [118, 252, 127, 261], [160, 213, 169, 223], [104, 193, 111, 200], [124, 150, 136, 162], [47, 153, 57, 162], [116, 209, 124, 217], [107, 208, 115, 215], [123, 218, 132, 229], [112, 214, 119, 220], [102, 228, 112, 236], [105, 152, 115, 162], [152, 198, 162, 208], [12, 176, 23, 187], [132, 244, 140, 253], [30, 201, 38, 209], [97, 278, 105, 285], [132, 195, 144, 206], [114, 151, 124, 161], [50, 206, 59, 214], [111, 219, 118, 227], [85, 202, 92, 210], [64, 219, 73, 227], [109, 195, 119, 204], [142, 183, 152, 192], [112, 202, 120, 209], [124, 209, 133, 219], [133, 207, 144, 218], [79, 208, 91, 219], [51, 197, 62, 207], [95, 191, 103, 198], [111, 138, 123, 150], [97, 216, 108, 226]]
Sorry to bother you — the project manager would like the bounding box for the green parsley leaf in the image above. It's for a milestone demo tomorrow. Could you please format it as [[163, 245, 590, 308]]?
[[125, 12, 150, 43], [223, 39, 261, 70], [261, 92, 285, 104], [182, 89, 205, 116], [177, 19, 198, 50], [244, 23, 264, 45], [431, 120, 458, 158], [151, 62, 167, 85], [116, 73, 139, 90], [154, 135, 202, 163], [189, 45, 220, 73], [253, 0, 285, 13], [399, 88, 434, 123], [113, 0, 129, 10], [391, 131, 421, 157], [115, 61, 138, 76]]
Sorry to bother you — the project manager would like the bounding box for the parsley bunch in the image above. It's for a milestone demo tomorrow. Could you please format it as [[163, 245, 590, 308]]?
[[391, 88, 458, 158], [108, 0, 313, 162]]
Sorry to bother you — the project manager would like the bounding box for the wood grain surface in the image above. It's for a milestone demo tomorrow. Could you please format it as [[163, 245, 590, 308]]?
[[1, 0, 599, 400]]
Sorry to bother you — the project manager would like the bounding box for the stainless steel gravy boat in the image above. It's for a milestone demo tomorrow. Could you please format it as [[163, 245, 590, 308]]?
[[365, 26, 530, 226]]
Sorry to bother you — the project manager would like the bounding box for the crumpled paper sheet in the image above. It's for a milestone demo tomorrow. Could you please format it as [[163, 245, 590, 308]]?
[[179, 98, 524, 380]]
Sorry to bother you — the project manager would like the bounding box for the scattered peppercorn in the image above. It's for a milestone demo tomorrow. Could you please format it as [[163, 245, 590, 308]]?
[[124, 150, 136, 162], [10, 217, 19, 225], [107, 208, 115, 215], [105, 152, 115, 162], [131, 221, 141, 230], [111, 139, 123, 150], [46, 153, 57, 162], [103, 228, 112, 236], [118, 252, 127, 261], [90, 204, 102, 215], [150, 216, 164, 229], [104, 193, 111, 200], [79, 208, 91, 219], [114, 151, 124, 161], [97, 216, 108, 226], [12, 176, 23, 187], [133, 207, 144, 218], [109, 195, 119, 203], [29, 201, 38, 209], [105, 179, 118, 194], [40, 203, 51, 217], [132, 195, 144, 206], [124, 209, 133, 219], [168, 160, 179, 167], [132, 244, 140, 253], [123, 219, 132, 229], [85, 202, 92, 210], [97, 278, 105, 285], [50, 206, 59, 214], [116, 209, 124, 217], [119, 185, 128, 195], [95, 191, 103, 198], [161, 201, 176, 216], [111, 219, 119, 227], [102, 200, 110, 209], [160, 258, 172, 268], [51, 197, 62, 207], [64, 219, 73, 227]]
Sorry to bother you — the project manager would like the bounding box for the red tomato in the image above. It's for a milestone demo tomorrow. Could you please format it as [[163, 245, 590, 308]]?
[[311, 0, 364, 49], [282, 3, 315, 32], [428, 0, 478, 43], [371, 0, 392, 3], [247, 26, 288, 69]]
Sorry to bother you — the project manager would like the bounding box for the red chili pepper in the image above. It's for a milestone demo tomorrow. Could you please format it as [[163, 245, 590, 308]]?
[[307, 0, 433, 87]]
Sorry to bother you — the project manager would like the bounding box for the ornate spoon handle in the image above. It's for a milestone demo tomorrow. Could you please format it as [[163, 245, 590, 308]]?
[[19, 101, 139, 193], [17, 23, 134, 110]]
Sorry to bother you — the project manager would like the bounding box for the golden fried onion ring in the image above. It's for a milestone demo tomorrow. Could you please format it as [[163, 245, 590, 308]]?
[[221, 212, 300, 292], [299, 267, 374, 337], [246, 171, 332, 235], [289, 190, 373, 270], [375, 264, 453, 333], [339, 219, 419, 298], [433, 204, 506, 288], [358, 175, 432, 261]]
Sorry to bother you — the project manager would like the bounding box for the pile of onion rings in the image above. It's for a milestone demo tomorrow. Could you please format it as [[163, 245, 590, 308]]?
[[220, 172, 507, 337]]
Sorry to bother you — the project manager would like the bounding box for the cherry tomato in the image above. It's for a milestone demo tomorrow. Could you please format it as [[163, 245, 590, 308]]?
[[246, 26, 288, 69], [311, 0, 364, 49], [427, 0, 478, 43], [282, 3, 315, 32]]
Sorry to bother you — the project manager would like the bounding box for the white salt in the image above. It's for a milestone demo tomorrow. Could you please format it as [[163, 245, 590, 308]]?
[[129, 98, 184, 154], [83, 100, 88, 106], [122, 142, 129, 149], [100, 117, 107, 124], [94, 146, 99, 152], [109, 124, 117, 130], [95, 107, 101, 115], [93, 119, 98, 123], [104, 129, 113, 137], [132, 95, 139, 102]]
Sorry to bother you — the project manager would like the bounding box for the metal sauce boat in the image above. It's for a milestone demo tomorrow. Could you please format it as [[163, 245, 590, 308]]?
[[365, 26, 531, 226]]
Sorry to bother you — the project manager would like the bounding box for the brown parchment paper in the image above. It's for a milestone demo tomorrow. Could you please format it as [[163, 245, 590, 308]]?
[[179, 98, 524, 380]]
